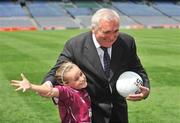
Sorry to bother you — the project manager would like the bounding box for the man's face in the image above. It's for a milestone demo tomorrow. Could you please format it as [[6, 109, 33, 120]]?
[[93, 19, 119, 48]]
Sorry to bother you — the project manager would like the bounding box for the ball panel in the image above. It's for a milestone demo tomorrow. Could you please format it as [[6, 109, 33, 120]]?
[[116, 71, 143, 97]]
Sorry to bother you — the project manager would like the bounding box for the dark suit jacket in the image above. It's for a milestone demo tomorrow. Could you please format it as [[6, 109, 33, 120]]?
[[43, 31, 150, 123]]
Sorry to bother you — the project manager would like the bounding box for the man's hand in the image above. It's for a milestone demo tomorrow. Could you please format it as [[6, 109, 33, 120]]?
[[126, 85, 150, 101]]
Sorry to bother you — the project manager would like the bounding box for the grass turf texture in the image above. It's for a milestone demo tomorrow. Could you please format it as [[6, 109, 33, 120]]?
[[0, 29, 179, 123]]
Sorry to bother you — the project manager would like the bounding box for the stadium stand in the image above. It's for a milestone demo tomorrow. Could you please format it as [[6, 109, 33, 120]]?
[[153, 2, 180, 16], [26, 2, 81, 29], [112, 1, 180, 28], [27, 3, 66, 17], [65, 7, 93, 28], [64, 1, 101, 28], [152, 2, 180, 26], [35, 16, 81, 29], [65, 8, 92, 16], [0, 0, 180, 31], [0, 1, 36, 31], [75, 15, 92, 28], [0, 3, 25, 17], [73, 1, 100, 9]]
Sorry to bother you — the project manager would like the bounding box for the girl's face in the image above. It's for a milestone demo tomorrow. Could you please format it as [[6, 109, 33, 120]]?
[[65, 66, 87, 90]]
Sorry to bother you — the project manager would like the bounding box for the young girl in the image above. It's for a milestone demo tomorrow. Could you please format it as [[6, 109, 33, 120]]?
[[11, 61, 91, 123]]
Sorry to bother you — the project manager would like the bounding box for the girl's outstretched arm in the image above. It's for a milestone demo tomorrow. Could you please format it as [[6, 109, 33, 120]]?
[[11, 73, 59, 98]]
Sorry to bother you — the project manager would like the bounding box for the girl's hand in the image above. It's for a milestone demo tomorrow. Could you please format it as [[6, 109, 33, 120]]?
[[11, 73, 32, 92]]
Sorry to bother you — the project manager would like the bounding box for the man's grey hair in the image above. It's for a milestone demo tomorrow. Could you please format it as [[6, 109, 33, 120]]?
[[91, 8, 120, 30]]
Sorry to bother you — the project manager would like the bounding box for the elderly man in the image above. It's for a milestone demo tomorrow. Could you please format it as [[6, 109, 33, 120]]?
[[43, 8, 150, 123]]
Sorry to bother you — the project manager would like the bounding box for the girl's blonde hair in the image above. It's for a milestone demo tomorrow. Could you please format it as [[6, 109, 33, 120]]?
[[55, 61, 76, 84]]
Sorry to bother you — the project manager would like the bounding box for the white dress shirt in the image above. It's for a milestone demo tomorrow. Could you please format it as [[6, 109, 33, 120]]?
[[92, 34, 112, 70]]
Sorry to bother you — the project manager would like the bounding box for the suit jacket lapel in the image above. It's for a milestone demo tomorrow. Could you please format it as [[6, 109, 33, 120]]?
[[83, 33, 107, 79], [110, 35, 128, 82]]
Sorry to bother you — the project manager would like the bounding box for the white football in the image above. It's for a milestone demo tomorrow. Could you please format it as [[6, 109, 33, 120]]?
[[116, 71, 143, 97]]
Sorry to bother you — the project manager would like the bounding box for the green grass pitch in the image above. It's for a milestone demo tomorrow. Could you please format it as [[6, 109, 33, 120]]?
[[0, 29, 179, 123]]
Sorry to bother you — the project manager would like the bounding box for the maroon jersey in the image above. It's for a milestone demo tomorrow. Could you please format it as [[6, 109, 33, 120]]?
[[55, 86, 91, 123]]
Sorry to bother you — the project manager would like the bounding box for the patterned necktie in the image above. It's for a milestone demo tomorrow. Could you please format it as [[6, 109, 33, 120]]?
[[101, 46, 110, 78]]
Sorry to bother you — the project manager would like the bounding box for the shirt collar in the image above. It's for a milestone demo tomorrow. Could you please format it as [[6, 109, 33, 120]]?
[[92, 33, 101, 48]]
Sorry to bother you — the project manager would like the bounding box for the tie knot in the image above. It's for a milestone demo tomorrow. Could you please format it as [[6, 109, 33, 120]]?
[[100, 46, 108, 52]]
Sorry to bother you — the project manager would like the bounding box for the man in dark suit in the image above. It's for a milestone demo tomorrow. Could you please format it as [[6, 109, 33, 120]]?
[[42, 8, 150, 123]]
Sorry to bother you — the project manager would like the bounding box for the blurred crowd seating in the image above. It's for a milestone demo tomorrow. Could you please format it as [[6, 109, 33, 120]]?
[[0, 0, 180, 31]]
